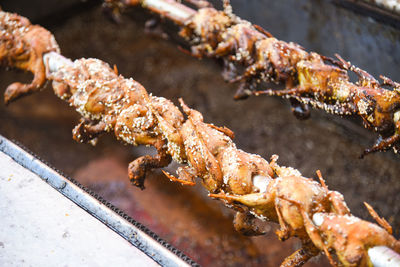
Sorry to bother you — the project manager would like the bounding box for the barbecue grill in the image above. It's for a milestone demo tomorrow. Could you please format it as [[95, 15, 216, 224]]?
[[1, 0, 400, 266]]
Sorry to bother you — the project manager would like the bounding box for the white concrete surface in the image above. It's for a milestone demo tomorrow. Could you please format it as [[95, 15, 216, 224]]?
[[0, 150, 159, 267]]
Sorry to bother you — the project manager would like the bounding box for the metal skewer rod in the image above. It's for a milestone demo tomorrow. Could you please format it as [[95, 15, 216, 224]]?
[[116, 0, 195, 24]]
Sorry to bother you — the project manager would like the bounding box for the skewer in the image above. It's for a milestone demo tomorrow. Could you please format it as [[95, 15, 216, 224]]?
[[42, 49, 400, 267], [368, 246, 400, 267], [141, 0, 195, 24], [104, 0, 195, 24], [2, 9, 400, 266]]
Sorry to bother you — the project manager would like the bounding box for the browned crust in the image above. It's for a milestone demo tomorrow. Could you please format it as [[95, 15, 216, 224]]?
[[0, 11, 60, 104]]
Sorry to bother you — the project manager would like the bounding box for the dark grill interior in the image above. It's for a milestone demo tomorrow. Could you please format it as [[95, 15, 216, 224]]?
[[1, 1, 400, 266]]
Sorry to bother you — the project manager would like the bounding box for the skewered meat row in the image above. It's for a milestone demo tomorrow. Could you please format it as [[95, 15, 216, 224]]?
[[1, 9, 400, 267], [107, 0, 400, 157]]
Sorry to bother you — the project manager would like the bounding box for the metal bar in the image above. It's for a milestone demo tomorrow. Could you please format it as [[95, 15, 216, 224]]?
[[0, 135, 197, 267], [141, 0, 195, 25], [369, 246, 400, 267]]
